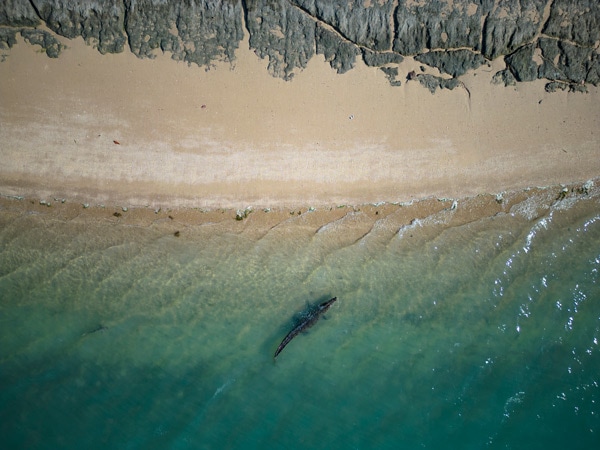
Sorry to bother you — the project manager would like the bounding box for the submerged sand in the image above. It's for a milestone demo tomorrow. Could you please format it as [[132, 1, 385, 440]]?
[[0, 33, 599, 210]]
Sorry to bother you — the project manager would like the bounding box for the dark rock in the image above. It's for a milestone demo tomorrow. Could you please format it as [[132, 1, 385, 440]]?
[[492, 69, 517, 87], [505, 44, 538, 82], [585, 54, 600, 86], [20, 28, 65, 57], [544, 81, 587, 94], [481, 0, 548, 60], [25, 1, 243, 62], [175, 1, 244, 66], [315, 23, 359, 74], [291, 0, 394, 51], [245, 0, 315, 80], [124, 0, 243, 66], [379, 67, 401, 87], [415, 49, 486, 78], [570, 83, 589, 93], [393, 0, 492, 56], [123, 0, 181, 59], [392, 0, 547, 60], [538, 38, 597, 85], [33, 0, 127, 54], [543, 0, 600, 47], [417, 74, 461, 94], [0, 0, 40, 27], [545, 81, 574, 93], [361, 48, 403, 67], [0, 26, 18, 50]]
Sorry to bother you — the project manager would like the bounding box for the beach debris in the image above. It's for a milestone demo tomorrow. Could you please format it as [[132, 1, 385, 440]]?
[[113, 140, 121, 145], [451, 200, 458, 210], [174, 230, 180, 237], [39, 199, 51, 207], [201, 104, 207, 109], [122, 206, 128, 212], [556, 187, 569, 201], [406, 70, 417, 81], [154, 207, 161, 214], [495, 193, 504, 204], [236, 206, 253, 221], [263, 208, 271, 213], [349, 114, 354, 120], [82, 203, 90, 209], [113, 212, 122, 217], [579, 179, 594, 195]]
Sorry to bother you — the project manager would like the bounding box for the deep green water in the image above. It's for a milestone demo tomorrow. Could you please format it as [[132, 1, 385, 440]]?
[[1, 197, 599, 449]]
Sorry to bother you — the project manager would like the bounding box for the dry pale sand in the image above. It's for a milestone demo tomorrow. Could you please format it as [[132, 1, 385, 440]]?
[[0, 32, 599, 210]]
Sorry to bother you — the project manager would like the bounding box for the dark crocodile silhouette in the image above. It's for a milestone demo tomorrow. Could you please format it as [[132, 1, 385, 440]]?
[[81, 325, 108, 337], [274, 297, 337, 358]]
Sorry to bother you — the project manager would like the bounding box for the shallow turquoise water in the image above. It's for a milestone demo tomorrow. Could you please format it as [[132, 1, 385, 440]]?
[[1, 197, 599, 449]]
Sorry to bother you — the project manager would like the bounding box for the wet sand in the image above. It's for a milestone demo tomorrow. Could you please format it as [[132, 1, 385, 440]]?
[[2, 179, 598, 243], [0, 33, 599, 210]]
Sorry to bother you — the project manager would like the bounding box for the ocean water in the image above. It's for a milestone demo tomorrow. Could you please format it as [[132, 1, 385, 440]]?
[[1, 195, 599, 449]]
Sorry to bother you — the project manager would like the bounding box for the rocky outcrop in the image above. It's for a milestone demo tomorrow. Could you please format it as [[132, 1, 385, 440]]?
[[20, 27, 65, 57], [393, 0, 489, 56], [244, 0, 315, 80], [0, 27, 18, 50], [1, 0, 598, 93], [316, 23, 360, 74], [504, 44, 539, 82], [124, 0, 244, 66], [34, 0, 127, 54], [481, 0, 549, 60], [543, 0, 600, 47], [415, 50, 487, 78], [291, 0, 394, 52], [0, 0, 41, 27]]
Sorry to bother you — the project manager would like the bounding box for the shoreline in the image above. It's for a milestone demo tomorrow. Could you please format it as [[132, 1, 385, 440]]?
[[2, 178, 598, 236]]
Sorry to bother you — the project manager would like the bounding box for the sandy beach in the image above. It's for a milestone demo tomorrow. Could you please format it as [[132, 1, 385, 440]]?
[[1, 33, 599, 210]]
